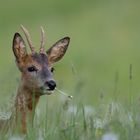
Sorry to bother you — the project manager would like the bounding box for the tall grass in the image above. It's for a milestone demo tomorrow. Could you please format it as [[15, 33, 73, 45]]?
[[1, 95, 139, 140]]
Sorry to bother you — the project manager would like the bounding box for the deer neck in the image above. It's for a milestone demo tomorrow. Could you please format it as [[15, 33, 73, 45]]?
[[15, 77, 40, 133]]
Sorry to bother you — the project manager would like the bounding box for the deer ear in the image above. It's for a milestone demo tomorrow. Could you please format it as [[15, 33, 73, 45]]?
[[12, 33, 27, 62], [46, 37, 70, 64]]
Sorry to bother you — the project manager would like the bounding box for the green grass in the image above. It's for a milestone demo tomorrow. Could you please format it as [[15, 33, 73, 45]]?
[[0, 0, 140, 139], [1, 98, 140, 140]]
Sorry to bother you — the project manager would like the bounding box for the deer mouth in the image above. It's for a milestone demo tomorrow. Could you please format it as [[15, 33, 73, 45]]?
[[40, 86, 55, 95], [40, 80, 56, 95]]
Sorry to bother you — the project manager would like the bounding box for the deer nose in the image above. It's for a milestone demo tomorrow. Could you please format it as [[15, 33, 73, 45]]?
[[46, 80, 56, 90]]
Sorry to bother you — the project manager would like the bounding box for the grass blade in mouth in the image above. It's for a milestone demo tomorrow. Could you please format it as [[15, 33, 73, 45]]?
[[55, 88, 73, 99]]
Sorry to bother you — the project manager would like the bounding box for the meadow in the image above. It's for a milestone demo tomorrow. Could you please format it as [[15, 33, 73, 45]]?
[[0, 0, 140, 139]]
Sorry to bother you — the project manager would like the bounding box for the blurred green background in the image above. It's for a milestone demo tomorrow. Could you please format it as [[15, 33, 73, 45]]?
[[0, 0, 140, 106]]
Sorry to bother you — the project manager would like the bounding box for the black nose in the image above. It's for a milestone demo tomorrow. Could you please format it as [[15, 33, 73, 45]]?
[[46, 80, 56, 90]]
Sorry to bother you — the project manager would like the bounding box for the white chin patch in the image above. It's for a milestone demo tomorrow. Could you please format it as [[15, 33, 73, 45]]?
[[42, 89, 54, 95]]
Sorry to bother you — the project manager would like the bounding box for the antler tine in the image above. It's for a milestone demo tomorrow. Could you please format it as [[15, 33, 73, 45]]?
[[20, 25, 35, 53], [40, 26, 45, 54]]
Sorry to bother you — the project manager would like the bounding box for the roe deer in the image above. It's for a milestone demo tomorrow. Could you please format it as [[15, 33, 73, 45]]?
[[0, 25, 70, 134]]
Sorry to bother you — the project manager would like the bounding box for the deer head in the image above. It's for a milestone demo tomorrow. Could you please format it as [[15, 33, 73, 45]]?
[[12, 25, 70, 95]]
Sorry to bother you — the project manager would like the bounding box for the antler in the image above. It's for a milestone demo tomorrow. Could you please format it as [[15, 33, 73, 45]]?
[[40, 26, 45, 54], [20, 25, 35, 53]]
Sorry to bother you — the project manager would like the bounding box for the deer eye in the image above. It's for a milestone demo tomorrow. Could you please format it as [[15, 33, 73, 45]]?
[[27, 66, 37, 72], [51, 67, 55, 73]]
